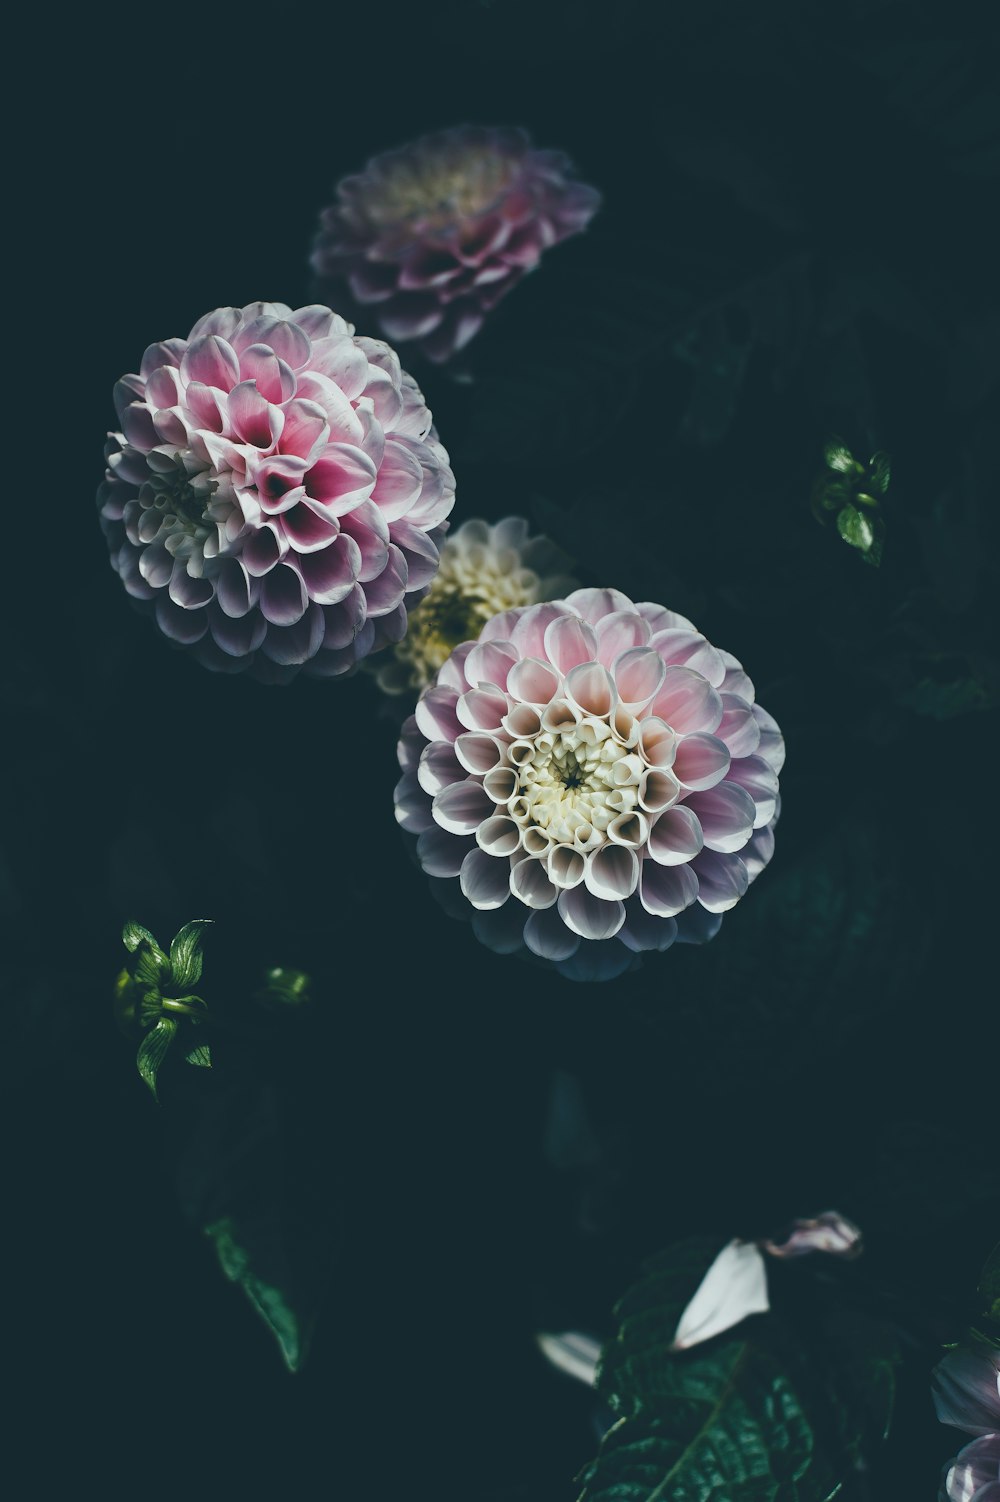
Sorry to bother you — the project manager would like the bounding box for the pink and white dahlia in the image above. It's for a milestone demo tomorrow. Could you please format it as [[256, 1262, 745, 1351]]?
[[311, 126, 601, 364], [371, 516, 577, 695], [394, 589, 784, 980], [98, 302, 455, 681], [940, 1435, 1000, 1501]]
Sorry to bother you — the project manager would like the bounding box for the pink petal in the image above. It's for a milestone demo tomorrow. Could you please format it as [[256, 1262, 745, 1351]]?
[[464, 641, 519, 691], [180, 335, 241, 392], [565, 662, 617, 718], [649, 666, 724, 735], [460, 848, 512, 910], [543, 614, 599, 675], [417, 741, 465, 796], [726, 754, 780, 826], [650, 628, 725, 685], [647, 805, 704, 866], [557, 885, 625, 940], [433, 779, 494, 835], [510, 856, 559, 909], [716, 693, 761, 758], [584, 844, 639, 901], [691, 849, 749, 912], [684, 784, 756, 853], [564, 587, 634, 624], [418, 826, 473, 878], [523, 907, 581, 961], [673, 733, 731, 791], [296, 533, 362, 603], [639, 858, 699, 917], [613, 646, 666, 711], [595, 609, 650, 667], [259, 563, 308, 625], [415, 686, 462, 743]]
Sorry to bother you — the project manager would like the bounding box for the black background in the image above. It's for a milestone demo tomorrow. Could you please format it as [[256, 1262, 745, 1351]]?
[[6, 2, 998, 1497]]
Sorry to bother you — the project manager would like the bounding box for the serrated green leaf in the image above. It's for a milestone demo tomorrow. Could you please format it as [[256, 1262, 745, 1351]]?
[[184, 1044, 212, 1069], [580, 1242, 893, 1502], [169, 919, 213, 989], [123, 919, 160, 953], [836, 505, 874, 552], [205, 1217, 314, 1373], [136, 1017, 178, 1101]]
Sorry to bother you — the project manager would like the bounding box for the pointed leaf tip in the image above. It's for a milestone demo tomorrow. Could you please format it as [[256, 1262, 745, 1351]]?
[[123, 919, 159, 953], [169, 919, 214, 988]]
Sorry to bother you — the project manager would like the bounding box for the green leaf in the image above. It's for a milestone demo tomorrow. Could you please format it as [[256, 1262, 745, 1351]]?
[[836, 505, 874, 552], [579, 1242, 897, 1502], [136, 1016, 178, 1101], [123, 919, 160, 953], [184, 1044, 212, 1069], [134, 946, 168, 987], [206, 1217, 312, 1374], [823, 440, 862, 476], [579, 1243, 851, 1501], [868, 453, 891, 494], [169, 919, 213, 989]]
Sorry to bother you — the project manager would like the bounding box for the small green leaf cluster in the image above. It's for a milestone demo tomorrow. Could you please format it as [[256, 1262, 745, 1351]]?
[[811, 439, 891, 566], [117, 919, 214, 1099]]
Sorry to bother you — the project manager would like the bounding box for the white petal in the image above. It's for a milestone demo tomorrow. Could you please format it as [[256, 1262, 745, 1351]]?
[[460, 848, 512, 910], [670, 1240, 770, 1351], [557, 886, 626, 940]]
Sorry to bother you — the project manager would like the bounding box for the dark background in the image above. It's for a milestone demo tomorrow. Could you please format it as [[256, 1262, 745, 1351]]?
[[6, 2, 998, 1497]]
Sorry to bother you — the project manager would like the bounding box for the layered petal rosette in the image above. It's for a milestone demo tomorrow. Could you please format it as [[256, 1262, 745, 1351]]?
[[311, 126, 601, 363], [394, 589, 784, 980], [371, 516, 577, 695], [940, 1434, 1000, 1502], [98, 302, 455, 681]]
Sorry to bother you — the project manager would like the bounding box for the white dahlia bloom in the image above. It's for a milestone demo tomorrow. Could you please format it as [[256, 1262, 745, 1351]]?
[[394, 588, 784, 981], [97, 302, 455, 681], [371, 516, 577, 695]]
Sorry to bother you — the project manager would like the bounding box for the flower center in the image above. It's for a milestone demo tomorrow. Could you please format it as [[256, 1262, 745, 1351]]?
[[372, 150, 517, 231], [512, 721, 645, 851], [397, 550, 541, 688]]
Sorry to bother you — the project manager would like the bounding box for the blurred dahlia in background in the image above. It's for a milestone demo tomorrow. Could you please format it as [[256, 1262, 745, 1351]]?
[[394, 588, 783, 980], [98, 303, 455, 682], [370, 516, 577, 695], [311, 126, 601, 363]]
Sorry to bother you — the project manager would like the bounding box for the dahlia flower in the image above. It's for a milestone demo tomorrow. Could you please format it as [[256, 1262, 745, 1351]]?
[[98, 302, 455, 681], [394, 588, 784, 980], [934, 1345, 1000, 1438], [371, 516, 577, 695], [311, 126, 601, 363], [940, 1435, 1000, 1502]]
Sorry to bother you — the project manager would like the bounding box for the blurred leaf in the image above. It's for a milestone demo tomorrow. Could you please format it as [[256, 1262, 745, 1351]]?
[[184, 1043, 212, 1069], [169, 919, 213, 989], [206, 1217, 310, 1374], [824, 441, 863, 476], [837, 504, 874, 552], [173, 1068, 339, 1374], [136, 1016, 177, 1101]]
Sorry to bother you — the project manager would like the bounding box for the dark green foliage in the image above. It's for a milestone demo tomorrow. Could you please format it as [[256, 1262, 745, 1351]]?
[[577, 1241, 900, 1502]]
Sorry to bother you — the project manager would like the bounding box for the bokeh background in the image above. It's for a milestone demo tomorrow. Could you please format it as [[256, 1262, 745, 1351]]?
[[6, 2, 997, 1496]]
